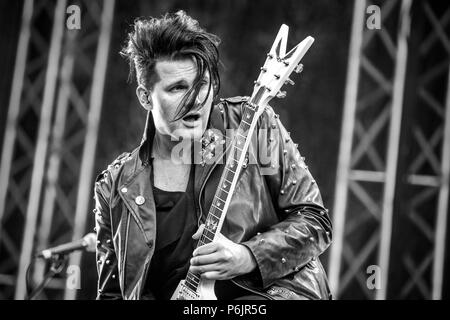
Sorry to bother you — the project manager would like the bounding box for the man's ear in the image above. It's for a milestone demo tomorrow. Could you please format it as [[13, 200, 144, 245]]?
[[136, 85, 152, 111]]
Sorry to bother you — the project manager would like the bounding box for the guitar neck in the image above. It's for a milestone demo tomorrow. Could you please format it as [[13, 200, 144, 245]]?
[[198, 102, 259, 246], [184, 100, 261, 292]]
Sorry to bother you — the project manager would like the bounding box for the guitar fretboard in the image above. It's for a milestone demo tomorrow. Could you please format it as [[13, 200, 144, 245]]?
[[185, 102, 258, 292]]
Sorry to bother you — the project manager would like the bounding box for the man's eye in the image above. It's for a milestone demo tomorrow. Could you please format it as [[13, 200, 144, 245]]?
[[170, 85, 186, 92]]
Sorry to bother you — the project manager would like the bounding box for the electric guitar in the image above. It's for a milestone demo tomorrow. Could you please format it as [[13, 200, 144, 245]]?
[[171, 24, 314, 300]]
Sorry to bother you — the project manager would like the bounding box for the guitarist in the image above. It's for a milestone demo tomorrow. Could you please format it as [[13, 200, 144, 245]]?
[[94, 10, 332, 300]]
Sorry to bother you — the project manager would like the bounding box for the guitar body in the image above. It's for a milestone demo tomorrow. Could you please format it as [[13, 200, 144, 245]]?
[[171, 279, 261, 300], [171, 279, 216, 300]]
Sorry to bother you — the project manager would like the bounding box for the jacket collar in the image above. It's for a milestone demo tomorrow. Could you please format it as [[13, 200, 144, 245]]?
[[137, 102, 226, 168]]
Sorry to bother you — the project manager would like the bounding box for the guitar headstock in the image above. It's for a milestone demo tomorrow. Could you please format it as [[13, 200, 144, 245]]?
[[250, 24, 314, 114]]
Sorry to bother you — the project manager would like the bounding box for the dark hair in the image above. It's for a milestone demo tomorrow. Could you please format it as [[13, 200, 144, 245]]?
[[121, 10, 221, 120]]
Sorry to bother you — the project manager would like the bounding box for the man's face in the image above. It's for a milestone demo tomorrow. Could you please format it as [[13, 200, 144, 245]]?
[[147, 57, 213, 141]]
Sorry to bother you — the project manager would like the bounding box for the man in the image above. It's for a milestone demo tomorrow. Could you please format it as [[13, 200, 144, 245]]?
[[94, 10, 332, 300]]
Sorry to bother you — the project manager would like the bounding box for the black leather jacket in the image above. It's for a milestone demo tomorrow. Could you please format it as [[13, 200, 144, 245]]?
[[94, 96, 332, 300]]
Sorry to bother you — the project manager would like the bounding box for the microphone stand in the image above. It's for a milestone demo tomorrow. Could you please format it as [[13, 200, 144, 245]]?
[[26, 254, 68, 300]]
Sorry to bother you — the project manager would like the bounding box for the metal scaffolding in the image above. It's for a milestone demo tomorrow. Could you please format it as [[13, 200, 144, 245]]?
[[0, 0, 114, 300], [329, 0, 449, 299]]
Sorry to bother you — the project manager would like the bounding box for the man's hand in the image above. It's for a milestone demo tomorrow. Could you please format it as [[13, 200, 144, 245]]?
[[189, 224, 257, 280]]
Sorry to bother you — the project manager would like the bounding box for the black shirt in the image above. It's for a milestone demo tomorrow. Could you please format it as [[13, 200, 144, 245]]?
[[145, 165, 198, 300]]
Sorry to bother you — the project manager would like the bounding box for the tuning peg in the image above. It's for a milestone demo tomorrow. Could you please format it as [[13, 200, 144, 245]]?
[[285, 78, 295, 86], [276, 91, 287, 99], [294, 64, 304, 74]]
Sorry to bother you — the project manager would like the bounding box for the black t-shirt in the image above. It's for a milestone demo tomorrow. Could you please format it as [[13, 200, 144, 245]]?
[[145, 165, 198, 300]]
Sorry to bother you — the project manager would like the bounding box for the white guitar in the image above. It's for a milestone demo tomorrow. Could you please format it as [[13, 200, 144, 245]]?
[[171, 24, 314, 300]]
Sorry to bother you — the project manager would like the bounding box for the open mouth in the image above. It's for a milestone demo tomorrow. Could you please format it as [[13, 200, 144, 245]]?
[[182, 113, 201, 122], [181, 112, 201, 127]]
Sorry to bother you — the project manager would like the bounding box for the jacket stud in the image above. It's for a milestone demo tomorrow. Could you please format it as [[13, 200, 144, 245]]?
[[105, 260, 110, 265], [312, 179, 316, 184], [106, 239, 111, 244], [283, 149, 287, 155], [280, 190, 285, 195], [93, 227, 97, 232], [281, 257, 286, 263], [292, 180, 297, 185], [97, 259, 102, 264], [121, 187, 128, 193], [291, 164, 296, 170], [135, 196, 145, 206], [309, 237, 315, 242]]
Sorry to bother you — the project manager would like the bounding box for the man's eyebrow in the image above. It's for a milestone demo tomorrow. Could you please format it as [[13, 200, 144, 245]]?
[[165, 79, 188, 87]]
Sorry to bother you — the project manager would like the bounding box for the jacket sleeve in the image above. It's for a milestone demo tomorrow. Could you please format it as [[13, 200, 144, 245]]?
[[241, 105, 332, 289], [94, 169, 122, 300]]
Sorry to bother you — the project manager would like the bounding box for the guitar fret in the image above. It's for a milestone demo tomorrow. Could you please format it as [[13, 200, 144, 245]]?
[[240, 121, 251, 131], [186, 273, 199, 284], [204, 228, 215, 239], [237, 132, 247, 140], [214, 196, 225, 207], [202, 233, 213, 242], [189, 273, 201, 282], [219, 187, 229, 194]]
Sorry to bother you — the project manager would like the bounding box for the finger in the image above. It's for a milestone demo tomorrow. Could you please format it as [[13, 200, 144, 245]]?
[[201, 271, 227, 280], [189, 263, 222, 275], [193, 242, 218, 256], [190, 252, 223, 266], [192, 224, 205, 240]]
